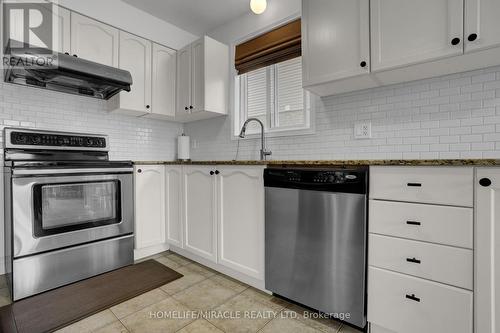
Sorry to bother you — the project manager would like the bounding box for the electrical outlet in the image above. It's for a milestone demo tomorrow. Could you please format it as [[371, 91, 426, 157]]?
[[192, 139, 199, 149], [354, 122, 372, 139]]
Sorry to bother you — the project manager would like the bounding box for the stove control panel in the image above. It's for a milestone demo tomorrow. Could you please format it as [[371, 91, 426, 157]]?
[[5, 128, 108, 151]]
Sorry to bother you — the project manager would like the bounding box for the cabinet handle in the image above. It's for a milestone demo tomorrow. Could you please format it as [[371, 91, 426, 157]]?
[[210, 171, 215, 175], [360, 61, 367, 68], [64, 52, 70, 55], [215, 170, 220, 175], [406, 220, 421, 226], [184, 107, 189, 111], [189, 106, 194, 109], [479, 178, 492, 187], [73, 54, 78, 57], [137, 169, 142, 173], [146, 105, 150, 109], [451, 37, 461, 46], [406, 257, 421, 264], [468, 33, 478, 42], [405, 294, 420, 302], [407, 183, 422, 187]]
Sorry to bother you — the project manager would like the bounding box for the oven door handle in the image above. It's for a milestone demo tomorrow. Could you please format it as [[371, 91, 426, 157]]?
[[12, 167, 134, 176]]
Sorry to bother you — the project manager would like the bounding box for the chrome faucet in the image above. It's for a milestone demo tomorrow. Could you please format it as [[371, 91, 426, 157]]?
[[239, 118, 272, 161]]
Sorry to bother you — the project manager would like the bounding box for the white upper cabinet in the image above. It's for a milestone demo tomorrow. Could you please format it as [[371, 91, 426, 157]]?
[[134, 165, 165, 250], [52, 6, 71, 54], [217, 166, 265, 280], [183, 166, 217, 262], [190, 38, 205, 114], [109, 31, 152, 116], [5, 4, 70, 53], [370, 0, 464, 71], [302, 0, 370, 86], [149, 43, 177, 119], [70, 12, 119, 66], [475, 168, 500, 333], [176, 36, 229, 123], [465, 0, 500, 53], [165, 166, 183, 248], [177, 45, 192, 115]]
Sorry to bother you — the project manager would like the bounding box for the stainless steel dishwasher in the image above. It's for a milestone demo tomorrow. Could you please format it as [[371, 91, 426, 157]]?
[[265, 167, 368, 329]]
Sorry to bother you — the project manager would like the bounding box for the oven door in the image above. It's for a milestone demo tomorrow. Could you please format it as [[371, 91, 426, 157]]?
[[11, 167, 133, 258]]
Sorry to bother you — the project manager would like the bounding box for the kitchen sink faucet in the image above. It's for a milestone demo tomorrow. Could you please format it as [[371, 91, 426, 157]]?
[[238, 118, 272, 161]]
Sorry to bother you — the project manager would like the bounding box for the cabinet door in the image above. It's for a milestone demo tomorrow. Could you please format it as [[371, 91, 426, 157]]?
[[134, 166, 165, 249], [53, 6, 71, 53], [5, 4, 70, 53], [465, 0, 500, 53], [176, 45, 191, 115], [70, 13, 119, 66], [166, 166, 183, 248], [190, 38, 205, 113], [117, 31, 152, 114], [183, 166, 217, 262], [475, 168, 500, 333], [151, 43, 176, 118], [217, 167, 265, 279], [302, 0, 370, 85], [370, 0, 463, 71]]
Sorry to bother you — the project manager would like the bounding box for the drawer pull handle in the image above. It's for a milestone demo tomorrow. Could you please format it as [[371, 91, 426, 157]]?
[[406, 220, 421, 226], [406, 294, 421, 302], [407, 183, 422, 187], [406, 257, 421, 264]]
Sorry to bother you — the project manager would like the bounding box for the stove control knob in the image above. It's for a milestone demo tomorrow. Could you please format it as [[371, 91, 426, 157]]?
[[31, 135, 41, 144]]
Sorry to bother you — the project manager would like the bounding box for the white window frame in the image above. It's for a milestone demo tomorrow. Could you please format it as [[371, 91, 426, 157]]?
[[234, 60, 315, 139], [230, 15, 315, 140]]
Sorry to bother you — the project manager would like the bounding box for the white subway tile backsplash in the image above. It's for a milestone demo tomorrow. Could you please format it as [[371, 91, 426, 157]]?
[[186, 65, 500, 161], [0, 81, 183, 161]]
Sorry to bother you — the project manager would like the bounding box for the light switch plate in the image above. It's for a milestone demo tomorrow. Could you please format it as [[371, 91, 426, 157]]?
[[354, 122, 372, 139]]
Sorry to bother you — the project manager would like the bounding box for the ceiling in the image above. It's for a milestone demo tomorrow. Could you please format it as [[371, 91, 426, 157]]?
[[121, 0, 252, 36]]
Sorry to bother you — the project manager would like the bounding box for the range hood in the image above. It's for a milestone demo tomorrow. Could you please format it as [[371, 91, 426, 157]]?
[[3, 40, 132, 100]]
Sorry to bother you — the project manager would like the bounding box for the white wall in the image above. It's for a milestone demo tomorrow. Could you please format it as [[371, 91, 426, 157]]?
[[208, 0, 300, 44], [53, 0, 198, 49]]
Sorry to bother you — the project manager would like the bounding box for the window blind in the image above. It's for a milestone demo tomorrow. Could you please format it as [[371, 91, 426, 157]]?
[[235, 19, 301, 75]]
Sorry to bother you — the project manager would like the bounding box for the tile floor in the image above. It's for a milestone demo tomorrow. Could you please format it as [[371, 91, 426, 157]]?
[[0, 251, 363, 333]]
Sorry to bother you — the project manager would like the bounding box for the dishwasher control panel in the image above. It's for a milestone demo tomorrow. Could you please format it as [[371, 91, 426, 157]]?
[[264, 167, 368, 194]]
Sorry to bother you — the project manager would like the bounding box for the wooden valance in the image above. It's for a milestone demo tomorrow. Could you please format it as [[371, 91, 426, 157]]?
[[235, 19, 301, 75]]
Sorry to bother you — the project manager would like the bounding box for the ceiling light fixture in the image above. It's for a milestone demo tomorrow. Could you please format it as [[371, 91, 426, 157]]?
[[250, 0, 267, 15]]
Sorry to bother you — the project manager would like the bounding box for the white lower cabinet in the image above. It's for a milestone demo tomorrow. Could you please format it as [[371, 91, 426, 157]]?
[[134, 165, 167, 259], [475, 168, 500, 333], [368, 267, 473, 333], [217, 166, 265, 280], [183, 166, 217, 262], [164, 165, 265, 287], [368, 166, 474, 333], [165, 166, 183, 248]]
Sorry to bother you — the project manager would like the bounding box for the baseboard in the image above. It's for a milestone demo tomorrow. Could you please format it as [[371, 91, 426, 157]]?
[[169, 245, 267, 292], [134, 243, 170, 261]]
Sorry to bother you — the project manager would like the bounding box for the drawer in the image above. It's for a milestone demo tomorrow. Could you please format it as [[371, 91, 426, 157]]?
[[369, 234, 473, 289], [369, 200, 473, 248], [370, 166, 473, 206], [368, 267, 473, 333]]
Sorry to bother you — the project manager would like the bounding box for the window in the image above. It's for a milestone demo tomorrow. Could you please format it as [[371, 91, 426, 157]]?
[[237, 57, 311, 135]]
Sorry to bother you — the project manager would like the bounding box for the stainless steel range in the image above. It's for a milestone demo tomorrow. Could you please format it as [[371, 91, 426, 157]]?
[[3, 128, 134, 301]]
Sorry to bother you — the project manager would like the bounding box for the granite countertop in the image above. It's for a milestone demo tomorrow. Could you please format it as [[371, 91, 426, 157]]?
[[134, 159, 500, 166]]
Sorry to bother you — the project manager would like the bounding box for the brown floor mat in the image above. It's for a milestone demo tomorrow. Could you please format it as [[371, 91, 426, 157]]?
[[0, 259, 182, 333]]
